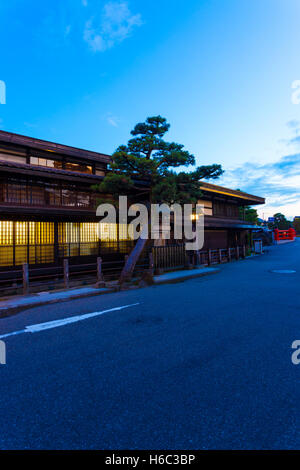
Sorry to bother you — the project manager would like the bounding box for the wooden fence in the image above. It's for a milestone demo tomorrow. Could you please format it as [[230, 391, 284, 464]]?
[[0, 257, 125, 297], [0, 245, 247, 297], [152, 245, 188, 270], [152, 245, 246, 271]]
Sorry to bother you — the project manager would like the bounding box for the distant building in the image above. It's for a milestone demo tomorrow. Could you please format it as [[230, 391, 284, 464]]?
[[293, 216, 300, 233]]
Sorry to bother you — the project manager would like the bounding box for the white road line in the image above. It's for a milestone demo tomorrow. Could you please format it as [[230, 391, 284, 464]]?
[[0, 303, 140, 339]]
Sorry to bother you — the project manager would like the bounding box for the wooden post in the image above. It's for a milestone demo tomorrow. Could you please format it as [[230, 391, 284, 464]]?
[[208, 249, 212, 266], [149, 252, 154, 275], [228, 248, 231, 262], [120, 255, 130, 283], [236, 246, 239, 260], [64, 258, 69, 289], [184, 249, 189, 268], [96, 257, 105, 287], [243, 245, 246, 258], [22, 263, 29, 295], [218, 249, 222, 264]]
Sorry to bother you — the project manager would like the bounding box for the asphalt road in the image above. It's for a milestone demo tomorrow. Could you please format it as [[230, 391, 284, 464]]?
[[0, 241, 299, 450]]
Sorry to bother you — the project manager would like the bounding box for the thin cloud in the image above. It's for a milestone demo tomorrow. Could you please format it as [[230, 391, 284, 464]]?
[[217, 153, 300, 218], [287, 119, 300, 129], [288, 135, 300, 146], [105, 113, 120, 127], [83, 1, 142, 52], [107, 116, 118, 127], [64, 25, 72, 37]]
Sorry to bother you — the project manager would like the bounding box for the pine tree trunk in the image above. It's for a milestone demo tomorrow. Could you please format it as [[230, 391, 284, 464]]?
[[119, 236, 149, 284], [119, 200, 152, 284]]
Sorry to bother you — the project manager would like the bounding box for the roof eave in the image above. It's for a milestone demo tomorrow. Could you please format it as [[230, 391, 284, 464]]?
[[0, 130, 111, 164], [200, 182, 265, 205]]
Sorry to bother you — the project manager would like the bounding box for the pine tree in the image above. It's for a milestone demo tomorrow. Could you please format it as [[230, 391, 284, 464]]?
[[94, 116, 224, 281]]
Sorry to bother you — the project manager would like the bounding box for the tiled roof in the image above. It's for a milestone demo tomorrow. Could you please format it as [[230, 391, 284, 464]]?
[[0, 130, 111, 164]]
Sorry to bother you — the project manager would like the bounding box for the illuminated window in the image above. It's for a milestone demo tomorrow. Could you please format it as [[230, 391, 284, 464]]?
[[198, 199, 213, 216], [0, 221, 13, 266], [99, 223, 117, 242], [119, 224, 134, 241], [58, 222, 99, 258], [60, 223, 98, 243], [34, 222, 54, 244], [30, 157, 62, 169], [15, 222, 28, 245], [98, 223, 134, 242], [64, 162, 92, 174], [80, 223, 98, 242], [0, 220, 134, 266], [0, 221, 13, 245], [58, 222, 79, 244], [0, 152, 26, 164], [0, 221, 54, 266], [79, 223, 99, 256]]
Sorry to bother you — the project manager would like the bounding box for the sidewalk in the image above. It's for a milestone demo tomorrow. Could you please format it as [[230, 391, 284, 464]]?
[[153, 267, 220, 285], [0, 286, 112, 317], [0, 267, 220, 317]]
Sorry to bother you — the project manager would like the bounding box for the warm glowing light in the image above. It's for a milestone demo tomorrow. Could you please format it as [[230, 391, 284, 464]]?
[[99, 223, 133, 241], [0, 221, 55, 266], [0, 221, 134, 266], [0, 221, 13, 244]]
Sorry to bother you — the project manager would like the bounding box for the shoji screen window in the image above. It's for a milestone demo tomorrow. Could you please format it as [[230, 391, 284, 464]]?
[[15, 222, 28, 265], [29, 222, 54, 264], [79, 223, 99, 256], [58, 222, 80, 257], [0, 221, 13, 266], [0, 221, 54, 266]]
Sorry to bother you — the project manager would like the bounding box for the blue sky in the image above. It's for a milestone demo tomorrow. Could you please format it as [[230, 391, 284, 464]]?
[[0, 0, 300, 219]]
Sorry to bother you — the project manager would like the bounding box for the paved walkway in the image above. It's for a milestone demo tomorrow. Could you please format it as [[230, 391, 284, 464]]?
[[0, 267, 220, 314], [153, 267, 219, 284], [0, 286, 110, 314]]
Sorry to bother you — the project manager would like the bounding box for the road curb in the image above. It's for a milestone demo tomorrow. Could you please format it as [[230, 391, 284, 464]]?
[[0, 268, 221, 318], [153, 267, 220, 285], [0, 287, 115, 319]]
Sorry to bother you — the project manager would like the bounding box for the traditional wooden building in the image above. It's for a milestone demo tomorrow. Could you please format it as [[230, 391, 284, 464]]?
[[0, 130, 265, 276], [0, 130, 136, 272], [197, 182, 265, 249]]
